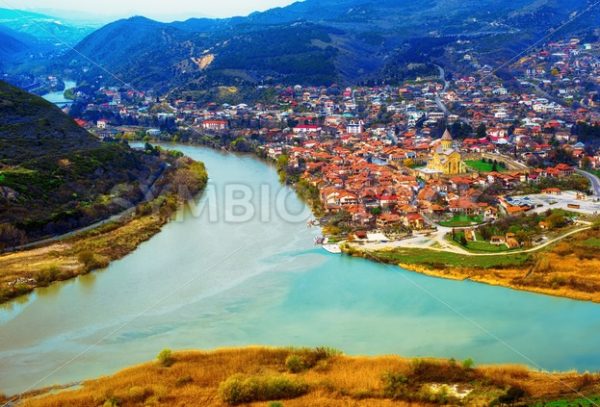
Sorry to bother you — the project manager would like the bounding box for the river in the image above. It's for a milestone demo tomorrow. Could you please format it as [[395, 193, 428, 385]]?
[[42, 80, 76, 107], [1, 144, 600, 395]]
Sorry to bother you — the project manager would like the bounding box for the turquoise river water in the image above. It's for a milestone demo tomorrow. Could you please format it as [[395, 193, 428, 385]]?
[[1, 144, 600, 395]]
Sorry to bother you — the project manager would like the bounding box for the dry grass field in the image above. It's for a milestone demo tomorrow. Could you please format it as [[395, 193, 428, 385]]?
[[364, 227, 600, 303], [8, 347, 600, 407]]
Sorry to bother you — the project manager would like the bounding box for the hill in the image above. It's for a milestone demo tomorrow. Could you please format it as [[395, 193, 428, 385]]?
[[64, 17, 341, 91], [0, 25, 35, 66], [0, 8, 96, 46], [12, 347, 600, 406], [58, 0, 600, 91], [0, 80, 165, 246]]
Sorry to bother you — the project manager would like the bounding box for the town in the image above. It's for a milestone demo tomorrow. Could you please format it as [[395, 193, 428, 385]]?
[[48, 36, 600, 256]]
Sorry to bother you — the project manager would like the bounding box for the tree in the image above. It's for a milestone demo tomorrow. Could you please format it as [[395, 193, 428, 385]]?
[[476, 123, 487, 139], [449, 122, 473, 139], [276, 155, 289, 170], [546, 212, 568, 229], [582, 156, 592, 170], [492, 160, 498, 172], [370, 207, 382, 216]]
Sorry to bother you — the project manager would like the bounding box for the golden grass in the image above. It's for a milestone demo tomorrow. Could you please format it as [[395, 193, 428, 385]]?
[[363, 228, 600, 303], [14, 347, 600, 407]]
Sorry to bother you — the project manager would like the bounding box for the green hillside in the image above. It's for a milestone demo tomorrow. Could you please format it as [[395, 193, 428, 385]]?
[[0, 81, 164, 247]]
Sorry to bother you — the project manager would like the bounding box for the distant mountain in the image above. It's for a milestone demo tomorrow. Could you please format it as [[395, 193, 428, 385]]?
[[0, 25, 36, 67], [64, 17, 342, 91], [0, 8, 97, 46], [58, 0, 600, 91], [0, 80, 163, 242]]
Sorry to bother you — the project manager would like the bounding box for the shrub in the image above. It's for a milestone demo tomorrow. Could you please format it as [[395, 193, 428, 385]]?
[[157, 349, 174, 367], [462, 358, 475, 370], [219, 374, 308, 405], [420, 384, 456, 404], [102, 397, 120, 407], [554, 242, 573, 256], [532, 257, 553, 273], [496, 385, 526, 404], [285, 355, 305, 373], [127, 386, 149, 402], [34, 265, 60, 286], [577, 373, 594, 390], [313, 346, 342, 358], [78, 250, 95, 266], [78, 250, 109, 272], [151, 384, 168, 401], [409, 359, 475, 383], [143, 395, 160, 406], [175, 375, 193, 387], [284, 347, 341, 373], [382, 371, 409, 399]]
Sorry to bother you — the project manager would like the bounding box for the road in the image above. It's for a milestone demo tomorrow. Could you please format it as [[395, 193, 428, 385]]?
[[8, 209, 137, 252], [355, 225, 592, 257], [576, 169, 600, 197], [521, 80, 565, 107], [2, 164, 168, 254], [435, 65, 449, 116], [363, 210, 593, 257]]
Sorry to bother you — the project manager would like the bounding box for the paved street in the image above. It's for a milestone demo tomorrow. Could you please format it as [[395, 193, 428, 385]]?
[[577, 169, 600, 197]]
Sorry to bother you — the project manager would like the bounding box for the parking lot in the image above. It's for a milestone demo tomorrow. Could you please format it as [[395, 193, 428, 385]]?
[[509, 191, 600, 216]]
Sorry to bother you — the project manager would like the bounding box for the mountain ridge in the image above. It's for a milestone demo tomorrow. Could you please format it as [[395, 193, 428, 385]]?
[[0, 7, 97, 46], [23, 0, 600, 90]]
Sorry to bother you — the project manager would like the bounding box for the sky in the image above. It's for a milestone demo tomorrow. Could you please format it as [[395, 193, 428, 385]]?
[[6, 0, 299, 22]]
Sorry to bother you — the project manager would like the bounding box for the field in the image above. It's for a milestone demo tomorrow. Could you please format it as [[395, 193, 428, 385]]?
[[11, 347, 600, 407], [439, 214, 484, 227], [465, 159, 506, 173], [582, 237, 600, 248], [532, 396, 600, 407], [460, 239, 510, 252], [365, 247, 530, 268], [448, 231, 512, 253]]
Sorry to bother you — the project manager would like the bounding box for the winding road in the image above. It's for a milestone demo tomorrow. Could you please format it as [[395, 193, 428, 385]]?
[[2, 163, 168, 254], [356, 225, 591, 257], [577, 169, 600, 197], [358, 211, 593, 258], [435, 65, 449, 116]]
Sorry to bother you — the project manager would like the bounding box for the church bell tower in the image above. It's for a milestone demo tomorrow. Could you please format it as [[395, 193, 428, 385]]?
[[441, 129, 453, 150]]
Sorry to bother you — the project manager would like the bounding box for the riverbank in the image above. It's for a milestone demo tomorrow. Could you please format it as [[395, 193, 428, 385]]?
[[343, 224, 600, 303], [264, 147, 600, 303], [11, 347, 600, 406], [0, 155, 208, 304], [140, 139, 600, 304]]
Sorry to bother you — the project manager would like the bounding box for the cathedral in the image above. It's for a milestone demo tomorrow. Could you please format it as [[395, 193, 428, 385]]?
[[426, 129, 467, 175]]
